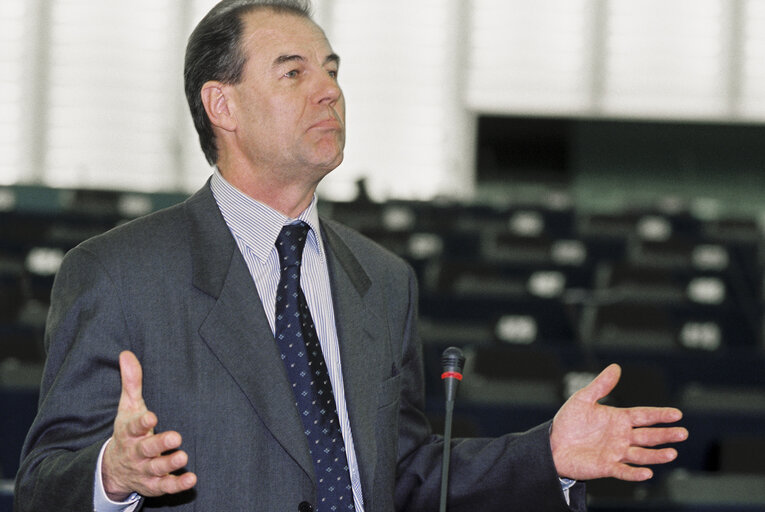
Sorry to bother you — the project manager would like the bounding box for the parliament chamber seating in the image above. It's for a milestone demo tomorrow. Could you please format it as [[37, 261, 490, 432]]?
[[1, 184, 764, 511]]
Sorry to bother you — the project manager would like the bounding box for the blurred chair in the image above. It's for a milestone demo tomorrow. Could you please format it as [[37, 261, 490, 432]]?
[[660, 470, 765, 507], [458, 345, 565, 407], [62, 188, 153, 221], [717, 435, 765, 474], [0, 386, 39, 481], [426, 412, 481, 439], [680, 383, 765, 416], [0, 326, 45, 363], [420, 294, 579, 347], [0, 358, 44, 390], [585, 477, 655, 511], [628, 236, 762, 343], [580, 259, 757, 350], [0, 212, 50, 252], [580, 302, 677, 352], [418, 317, 494, 347], [0, 255, 24, 323], [320, 198, 385, 232], [0, 481, 12, 512], [601, 363, 672, 408], [422, 258, 585, 345], [24, 246, 66, 303]]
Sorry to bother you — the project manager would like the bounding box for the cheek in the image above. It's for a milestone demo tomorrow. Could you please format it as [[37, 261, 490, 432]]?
[[337, 96, 346, 121]]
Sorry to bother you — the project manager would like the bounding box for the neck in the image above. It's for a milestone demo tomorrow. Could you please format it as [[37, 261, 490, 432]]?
[[217, 165, 317, 218]]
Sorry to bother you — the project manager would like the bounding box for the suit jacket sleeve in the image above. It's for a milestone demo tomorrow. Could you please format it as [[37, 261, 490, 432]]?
[[392, 264, 585, 512], [14, 245, 129, 512]]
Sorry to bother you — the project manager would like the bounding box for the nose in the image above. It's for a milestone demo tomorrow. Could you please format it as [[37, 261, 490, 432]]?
[[313, 71, 342, 106]]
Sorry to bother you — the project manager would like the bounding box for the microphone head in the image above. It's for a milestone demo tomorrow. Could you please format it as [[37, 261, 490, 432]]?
[[441, 346, 465, 377]]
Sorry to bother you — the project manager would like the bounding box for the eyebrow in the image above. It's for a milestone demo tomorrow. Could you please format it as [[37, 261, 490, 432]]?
[[272, 53, 340, 67]]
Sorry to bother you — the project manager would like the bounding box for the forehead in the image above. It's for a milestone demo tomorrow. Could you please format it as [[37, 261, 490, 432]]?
[[240, 10, 333, 63]]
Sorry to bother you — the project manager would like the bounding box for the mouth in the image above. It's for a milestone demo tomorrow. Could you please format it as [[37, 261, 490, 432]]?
[[310, 106, 344, 131], [310, 118, 342, 131]]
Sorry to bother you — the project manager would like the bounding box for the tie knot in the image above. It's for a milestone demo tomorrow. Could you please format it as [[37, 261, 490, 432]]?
[[276, 221, 311, 268]]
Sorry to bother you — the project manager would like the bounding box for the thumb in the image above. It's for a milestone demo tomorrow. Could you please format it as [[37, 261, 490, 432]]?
[[118, 350, 145, 411], [577, 363, 621, 404]]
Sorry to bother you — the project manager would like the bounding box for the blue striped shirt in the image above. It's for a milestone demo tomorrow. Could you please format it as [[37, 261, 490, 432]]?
[[210, 170, 365, 511]]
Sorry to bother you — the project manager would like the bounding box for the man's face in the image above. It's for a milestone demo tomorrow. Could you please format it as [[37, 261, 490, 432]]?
[[227, 10, 345, 185]]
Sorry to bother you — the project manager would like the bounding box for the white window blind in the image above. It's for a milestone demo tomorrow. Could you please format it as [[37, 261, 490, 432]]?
[[43, 0, 183, 191], [322, 0, 470, 200], [466, 0, 595, 115], [601, 0, 729, 118], [0, 0, 31, 184], [739, 0, 765, 118], [4, 0, 764, 196]]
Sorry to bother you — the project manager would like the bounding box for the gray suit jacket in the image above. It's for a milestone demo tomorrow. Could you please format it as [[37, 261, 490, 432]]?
[[15, 183, 584, 511]]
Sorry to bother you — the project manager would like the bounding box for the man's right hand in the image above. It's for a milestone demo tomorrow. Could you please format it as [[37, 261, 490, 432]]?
[[102, 351, 197, 502]]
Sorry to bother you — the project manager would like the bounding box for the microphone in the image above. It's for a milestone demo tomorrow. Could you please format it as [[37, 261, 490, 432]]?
[[439, 346, 465, 512], [441, 346, 465, 402]]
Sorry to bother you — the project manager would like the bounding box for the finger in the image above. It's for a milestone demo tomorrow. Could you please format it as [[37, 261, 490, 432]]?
[[124, 410, 158, 438], [145, 449, 190, 478], [154, 472, 198, 496], [624, 446, 678, 466], [139, 471, 198, 497], [119, 351, 145, 409], [137, 431, 183, 459], [613, 463, 653, 482], [632, 426, 689, 447], [628, 407, 684, 427], [577, 363, 621, 404]]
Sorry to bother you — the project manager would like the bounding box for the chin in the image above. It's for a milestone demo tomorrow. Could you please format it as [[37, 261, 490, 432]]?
[[315, 147, 344, 171], [329, 151, 344, 169]]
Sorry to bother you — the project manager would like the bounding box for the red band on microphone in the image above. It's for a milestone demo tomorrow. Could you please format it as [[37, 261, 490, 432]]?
[[441, 371, 463, 381]]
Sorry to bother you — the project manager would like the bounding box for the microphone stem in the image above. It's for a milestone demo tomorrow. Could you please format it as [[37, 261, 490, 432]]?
[[439, 398, 455, 512]]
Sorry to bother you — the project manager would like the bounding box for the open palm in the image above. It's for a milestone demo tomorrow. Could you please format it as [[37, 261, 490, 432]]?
[[550, 364, 688, 481]]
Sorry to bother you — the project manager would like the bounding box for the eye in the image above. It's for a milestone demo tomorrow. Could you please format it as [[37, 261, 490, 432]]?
[[284, 69, 299, 78], [328, 69, 338, 80]]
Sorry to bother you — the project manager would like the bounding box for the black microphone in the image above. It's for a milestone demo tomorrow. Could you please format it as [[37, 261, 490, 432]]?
[[441, 346, 465, 402], [439, 346, 465, 512]]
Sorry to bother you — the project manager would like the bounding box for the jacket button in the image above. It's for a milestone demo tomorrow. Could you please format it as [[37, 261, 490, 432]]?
[[298, 501, 314, 512]]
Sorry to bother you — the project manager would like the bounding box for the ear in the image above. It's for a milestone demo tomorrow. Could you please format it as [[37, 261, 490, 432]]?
[[201, 81, 237, 132]]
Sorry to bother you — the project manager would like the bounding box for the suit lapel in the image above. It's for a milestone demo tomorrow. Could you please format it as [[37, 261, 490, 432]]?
[[184, 185, 314, 481], [322, 221, 388, 503]]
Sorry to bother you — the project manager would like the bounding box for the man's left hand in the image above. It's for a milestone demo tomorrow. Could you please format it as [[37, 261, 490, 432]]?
[[550, 363, 689, 481]]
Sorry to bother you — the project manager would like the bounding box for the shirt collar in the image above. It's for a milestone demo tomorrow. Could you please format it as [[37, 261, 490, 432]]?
[[210, 169, 325, 263]]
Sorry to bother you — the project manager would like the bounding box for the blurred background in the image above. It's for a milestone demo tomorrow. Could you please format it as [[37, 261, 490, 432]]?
[[1, 0, 765, 510]]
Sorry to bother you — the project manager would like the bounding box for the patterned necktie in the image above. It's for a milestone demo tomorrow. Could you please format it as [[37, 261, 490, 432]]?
[[274, 222, 355, 512]]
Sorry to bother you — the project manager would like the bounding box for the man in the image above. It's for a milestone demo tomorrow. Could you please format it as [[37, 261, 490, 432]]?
[[14, 1, 688, 511]]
